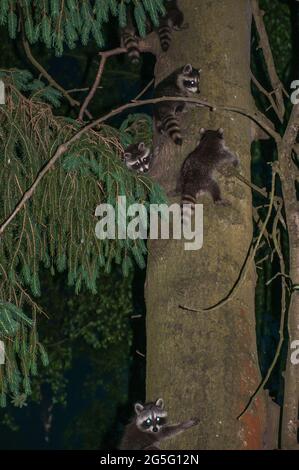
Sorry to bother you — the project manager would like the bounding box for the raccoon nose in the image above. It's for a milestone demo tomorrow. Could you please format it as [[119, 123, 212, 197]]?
[[153, 427, 158, 432]]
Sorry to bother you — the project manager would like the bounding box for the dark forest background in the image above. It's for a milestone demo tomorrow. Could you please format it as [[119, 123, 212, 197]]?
[[0, 0, 297, 449]]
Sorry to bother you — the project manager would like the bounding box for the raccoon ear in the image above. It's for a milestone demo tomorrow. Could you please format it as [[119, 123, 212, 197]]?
[[155, 398, 164, 409], [138, 142, 145, 151], [123, 152, 131, 160], [183, 63, 192, 74], [218, 128, 224, 136], [134, 403, 144, 415], [199, 128, 205, 135]]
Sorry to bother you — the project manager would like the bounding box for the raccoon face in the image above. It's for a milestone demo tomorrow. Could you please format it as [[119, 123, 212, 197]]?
[[177, 64, 201, 95], [123, 142, 151, 173], [134, 398, 168, 433]]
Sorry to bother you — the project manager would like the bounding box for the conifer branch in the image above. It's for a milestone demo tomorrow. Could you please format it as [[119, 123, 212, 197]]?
[[78, 31, 160, 121], [22, 36, 93, 119], [0, 94, 281, 237]]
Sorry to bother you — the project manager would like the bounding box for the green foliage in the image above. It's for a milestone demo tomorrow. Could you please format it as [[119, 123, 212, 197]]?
[[259, 0, 292, 81], [23, 268, 133, 417], [0, 0, 168, 55], [0, 69, 164, 407], [0, 302, 32, 336]]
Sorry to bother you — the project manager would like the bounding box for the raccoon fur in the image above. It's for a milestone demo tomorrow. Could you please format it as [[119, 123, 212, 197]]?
[[119, 398, 199, 450], [179, 128, 239, 224], [120, 8, 141, 64], [157, 0, 185, 52], [122, 142, 153, 173], [154, 64, 201, 146]]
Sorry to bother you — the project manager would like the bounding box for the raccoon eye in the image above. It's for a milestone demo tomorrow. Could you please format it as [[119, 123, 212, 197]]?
[[156, 417, 160, 422], [145, 418, 152, 427]]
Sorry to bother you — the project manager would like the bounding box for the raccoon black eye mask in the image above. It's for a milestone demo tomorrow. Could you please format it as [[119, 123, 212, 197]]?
[[122, 142, 153, 174], [154, 63, 201, 146], [119, 397, 200, 450]]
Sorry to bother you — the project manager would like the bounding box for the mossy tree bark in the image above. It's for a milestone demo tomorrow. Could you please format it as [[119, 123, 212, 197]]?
[[145, 0, 271, 450]]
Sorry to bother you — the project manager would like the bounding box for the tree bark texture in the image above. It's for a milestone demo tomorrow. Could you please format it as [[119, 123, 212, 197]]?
[[145, 0, 269, 450], [280, 104, 299, 450]]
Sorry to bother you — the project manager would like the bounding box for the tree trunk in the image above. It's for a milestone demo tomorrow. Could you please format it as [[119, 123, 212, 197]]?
[[145, 0, 269, 449], [279, 104, 299, 450]]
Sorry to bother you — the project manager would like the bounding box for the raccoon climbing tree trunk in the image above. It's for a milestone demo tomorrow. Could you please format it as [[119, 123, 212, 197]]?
[[145, 0, 274, 450]]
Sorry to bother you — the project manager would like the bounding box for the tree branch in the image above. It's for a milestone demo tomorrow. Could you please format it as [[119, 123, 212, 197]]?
[[78, 32, 160, 121], [78, 47, 126, 121], [22, 36, 93, 120], [179, 167, 277, 313], [251, 72, 283, 121], [279, 102, 299, 449], [237, 199, 287, 420], [0, 94, 280, 237], [251, 0, 286, 121]]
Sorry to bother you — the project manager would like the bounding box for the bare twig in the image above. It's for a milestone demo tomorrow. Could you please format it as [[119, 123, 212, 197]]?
[[22, 37, 93, 120], [237, 200, 287, 420], [180, 168, 277, 313], [0, 95, 281, 237], [78, 32, 159, 121], [136, 350, 146, 358], [251, 72, 282, 121], [251, 0, 286, 121], [78, 47, 126, 121], [266, 272, 291, 286], [221, 104, 280, 143], [133, 78, 155, 101], [67, 87, 103, 93], [221, 166, 268, 199]]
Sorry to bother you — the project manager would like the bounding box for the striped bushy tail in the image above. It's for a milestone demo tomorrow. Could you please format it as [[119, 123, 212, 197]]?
[[181, 193, 196, 226], [123, 32, 140, 64], [158, 22, 172, 51], [161, 114, 182, 145]]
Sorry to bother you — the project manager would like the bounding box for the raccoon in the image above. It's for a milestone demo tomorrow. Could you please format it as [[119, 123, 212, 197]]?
[[179, 128, 239, 224], [154, 64, 201, 146], [122, 142, 152, 173], [119, 398, 199, 450], [157, 0, 185, 52], [120, 8, 141, 64]]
